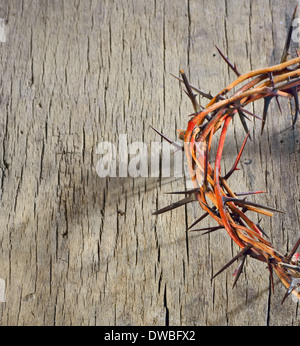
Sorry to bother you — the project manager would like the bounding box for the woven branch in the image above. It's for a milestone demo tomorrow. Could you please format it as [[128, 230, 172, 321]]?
[[153, 7, 300, 304]]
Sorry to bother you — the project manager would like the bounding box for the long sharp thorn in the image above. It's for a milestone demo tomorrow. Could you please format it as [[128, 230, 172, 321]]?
[[212, 244, 252, 280], [187, 211, 210, 230], [150, 125, 183, 151], [237, 109, 252, 139], [281, 289, 290, 305], [183, 89, 190, 98], [215, 45, 241, 77], [234, 190, 266, 196], [164, 187, 200, 195], [281, 277, 300, 304], [279, 262, 300, 272], [189, 225, 224, 233], [224, 131, 250, 180], [183, 89, 201, 108], [291, 87, 299, 128], [239, 106, 263, 121], [238, 110, 251, 122], [281, 288, 291, 305], [201, 228, 224, 235], [223, 196, 285, 214], [261, 95, 273, 135], [255, 219, 269, 239], [201, 202, 220, 217], [179, 69, 201, 113], [170, 73, 213, 100], [281, 4, 298, 63], [267, 257, 274, 294], [275, 96, 282, 114], [152, 194, 196, 216], [285, 237, 300, 262], [232, 254, 247, 288], [269, 72, 282, 114]]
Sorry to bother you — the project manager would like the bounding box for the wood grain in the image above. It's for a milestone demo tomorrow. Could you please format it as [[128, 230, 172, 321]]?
[[0, 0, 299, 326]]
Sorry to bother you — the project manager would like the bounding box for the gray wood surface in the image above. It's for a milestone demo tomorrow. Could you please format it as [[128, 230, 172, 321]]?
[[0, 0, 299, 326]]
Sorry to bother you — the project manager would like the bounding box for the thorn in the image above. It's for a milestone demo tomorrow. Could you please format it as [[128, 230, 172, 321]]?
[[267, 257, 274, 294], [232, 253, 247, 288], [238, 105, 263, 121], [268, 72, 282, 114], [170, 73, 213, 100], [234, 190, 266, 197], [237, 109, 252, 139], [150, 125, 183, 151], [152, 194, 197, 216], [279, 262, 300, 273], [275, 97, 282, 114], [222, 196, 285, 214], [281, 4, 298, 63], [285, 237, 300, 263], [281, 277, 300, 304], [187, 211, 210, 230], [201, 227, 224, 235], [188, 225, 224, 233], [212, 244, 252, 280], [223, 131, 250, 180], [261, 96, 273, 135], [200, 201, 220, 218], [237, 110, 251, 122], [179, 69, 201, 114], [215, 45, 241, 77], [291, 87, 299, 128], [164, 187, 200, 195], [255, 218, 269, 239]]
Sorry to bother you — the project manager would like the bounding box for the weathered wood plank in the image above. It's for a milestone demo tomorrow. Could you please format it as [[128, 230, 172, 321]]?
[[0, 0, 299, 326]]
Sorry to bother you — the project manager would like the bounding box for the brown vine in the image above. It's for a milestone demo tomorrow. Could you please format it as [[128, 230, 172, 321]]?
[[152, 6, 300, 304]]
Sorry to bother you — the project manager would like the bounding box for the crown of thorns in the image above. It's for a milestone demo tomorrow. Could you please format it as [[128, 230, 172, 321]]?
[[152, 6, 300, 304]]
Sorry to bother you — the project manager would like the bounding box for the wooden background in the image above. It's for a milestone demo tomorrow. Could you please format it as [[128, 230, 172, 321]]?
[[0, 0, 299, 326]]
